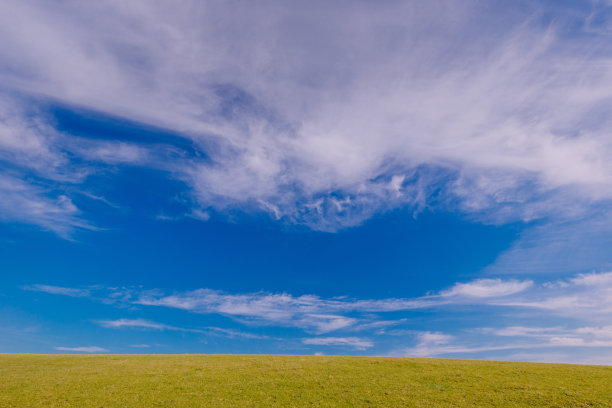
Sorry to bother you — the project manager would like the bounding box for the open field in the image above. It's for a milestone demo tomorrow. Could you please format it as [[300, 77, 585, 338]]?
[[1, 355, 610, 407]]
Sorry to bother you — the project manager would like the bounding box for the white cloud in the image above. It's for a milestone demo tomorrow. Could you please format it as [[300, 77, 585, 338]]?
[[25, 284, 90, 297], [96, 318, 173, 330], [0, 97, 171, 235], [498, 271, 612, 320], [29, 269, 612, 329], [484, 212, 612, 277], [397, 331, 493, 357], [417, 332, 454, 346], [0, 174, 91, 236], [499, 351, 612, 365], [489, 325, 612, 348], [570, 271, 612, 287], [576, 326, 612, 338], [395, 327, 612, 359], [74, 141, 150, 165], [186, 209, 210, 221], [134, 279, 530, 328], [136, 290, 359, 334], [302, 337, 373, 350], [1, 1, 612, 231], [397, 331, 518, 358], [204, 327, 268, 340], [97, 319, 270, 339], [28, 269, 612, 359], [487, 326, 562, 338], [351, 319, 408, 332], [439, 279, 533, 298], [0, 97, 78, 181], [404, 324, 612, 361], [56, 346, 108, 353], [129, 344, 150, 348], [95, 318, 203, 333]]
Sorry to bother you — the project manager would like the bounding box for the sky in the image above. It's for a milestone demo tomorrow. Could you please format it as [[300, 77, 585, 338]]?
[[1, 0, 612, 364]]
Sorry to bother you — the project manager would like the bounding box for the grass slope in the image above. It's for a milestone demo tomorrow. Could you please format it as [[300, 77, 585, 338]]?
[[1, 355, 610, 407]]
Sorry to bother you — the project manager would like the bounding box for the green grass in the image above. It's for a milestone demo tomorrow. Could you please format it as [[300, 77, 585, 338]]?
[[1, 355, 610, 407]]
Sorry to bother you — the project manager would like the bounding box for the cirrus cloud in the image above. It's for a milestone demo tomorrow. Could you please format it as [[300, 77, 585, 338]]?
[[55, 346, 108, 353], [1, 1, 612, 233]]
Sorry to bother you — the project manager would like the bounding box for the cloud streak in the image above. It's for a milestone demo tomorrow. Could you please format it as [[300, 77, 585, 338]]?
[[398, 325, 612, 360], [438, 279, 533, 299], [96, 318, 179, 331], [26, 269, 612, 357], [55, 346, 108, 353], [25, 284, 90, 298], [204, 327, 269, 340], [302, 337, 373, 350], [95, 318, 207, 335], [29, 270, 612, 334], [95, 318, 269, 340], [496, 271, 612, 320]]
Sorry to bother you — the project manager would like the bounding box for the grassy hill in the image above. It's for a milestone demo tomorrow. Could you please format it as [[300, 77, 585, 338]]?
[[1, 354, 610, 407]]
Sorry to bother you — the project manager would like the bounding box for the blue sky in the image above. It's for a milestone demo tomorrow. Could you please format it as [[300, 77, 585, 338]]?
[[1, 0, 612, 364]]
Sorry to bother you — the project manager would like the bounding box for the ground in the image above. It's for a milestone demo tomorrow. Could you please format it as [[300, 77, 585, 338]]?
[[1, 355, 610, 407]]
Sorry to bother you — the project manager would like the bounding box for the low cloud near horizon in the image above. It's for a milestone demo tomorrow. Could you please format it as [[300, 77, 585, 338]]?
[[29, 269, 612, 363], [55, 346, 108, 353]]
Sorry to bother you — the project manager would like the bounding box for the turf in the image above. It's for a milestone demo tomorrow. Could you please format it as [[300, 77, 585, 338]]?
[[1, 355, 610, 407]]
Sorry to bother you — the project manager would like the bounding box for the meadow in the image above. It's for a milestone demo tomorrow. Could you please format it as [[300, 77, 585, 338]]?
[[1, 354, 610, 407]]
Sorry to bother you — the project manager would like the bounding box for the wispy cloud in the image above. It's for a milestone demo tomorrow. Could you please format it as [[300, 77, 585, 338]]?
[[30, 270, 612, 333], [96, 318, 174, 330], [27, 269, 612, 363], [204, 327, 269, 340], [486, 325, 612, 347], [96, 318, 270, 340], [485, 211, 612, 278], [397, 332, 533, 358], [1, 1, 612, 232], [130, 276, 535, 331], [485, 326, 564, 338], [302, 337, 373, 350], [0, 174, 91, 236], [128, 344, 151, 348], [497, 271, 612, 320], [135, 290, 360, 334], [55, 346, 108, 353], [0, 97, 100, 235], [25, 284, 90, 297], [95, 318, 203, 333], [398, 324, 612, 359], [438, 279, 533, 298]]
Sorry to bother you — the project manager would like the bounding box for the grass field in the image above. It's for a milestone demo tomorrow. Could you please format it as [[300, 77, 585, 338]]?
[[1, 355, 610, 407]]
